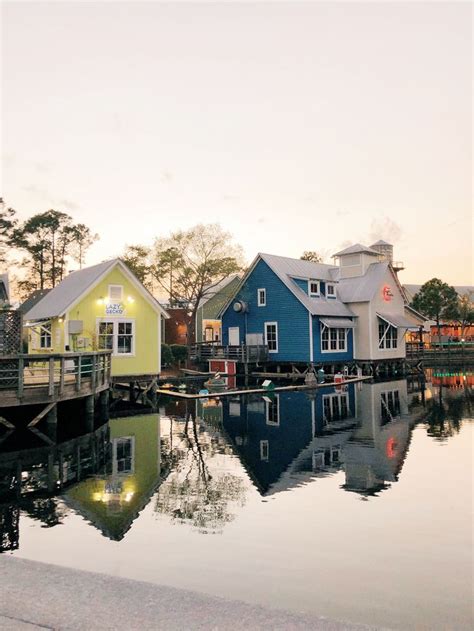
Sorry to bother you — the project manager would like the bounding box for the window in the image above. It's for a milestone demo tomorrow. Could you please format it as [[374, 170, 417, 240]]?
[[378, 319, 398, 349], [98, 321, 114, 350], [265, 395, 280, 425], [117, 321, 133, 354], [308, 280, 320, 296], [264, 322, 278, 353], [381, 390, 401, 424], [260, 440, 269, 461], [112, 437, 135, 475], [257, 288, 266, 307], [40, 323, 52, 349], [326, 284, 336, 298], [321, 326, 347, 352], [323, 393, 350, 423], [97, 319, 135, 355], [108, 285, 123, 302]]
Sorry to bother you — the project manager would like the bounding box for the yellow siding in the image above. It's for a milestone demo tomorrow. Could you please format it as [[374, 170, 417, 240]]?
[[27, 265, 163, 377]]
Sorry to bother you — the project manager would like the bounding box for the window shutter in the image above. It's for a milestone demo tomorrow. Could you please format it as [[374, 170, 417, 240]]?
[[109, 285, 123, 301]]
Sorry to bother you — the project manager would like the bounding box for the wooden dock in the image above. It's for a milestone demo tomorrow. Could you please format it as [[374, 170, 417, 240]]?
[[156, 375, 373, 399], [0, 351, 112, 408]]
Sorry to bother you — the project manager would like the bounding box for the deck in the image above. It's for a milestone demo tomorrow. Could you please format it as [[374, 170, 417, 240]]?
[[0, 351, 112, 407], [191, 343, 269, 364]]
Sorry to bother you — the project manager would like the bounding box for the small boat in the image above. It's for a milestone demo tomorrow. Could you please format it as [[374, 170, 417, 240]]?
[[203, 373, 227, 391]]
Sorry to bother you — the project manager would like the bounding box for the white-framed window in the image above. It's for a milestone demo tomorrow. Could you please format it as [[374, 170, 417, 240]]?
[[326, 283, 336, 298], [322, 393, 350, 423], [40, 323, 52, 349], [378, 319, 398, 349], [381, 390, 401, 424], [257, 288, 266, 307], [308, 280, 320, 296], [264, 322, 278, 353], [265, 395, 280, 425], [112, 436, 135, 475], [321, 326, 347, 352], [97, 318, 135, 355], [108, 284, 123, 302], [260, 440, 269, 461]]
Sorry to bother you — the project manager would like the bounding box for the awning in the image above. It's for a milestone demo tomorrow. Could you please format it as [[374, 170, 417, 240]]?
[[23, 319, 51, 328], [377, 312, 420, 330], [320, 318, 356, 329]]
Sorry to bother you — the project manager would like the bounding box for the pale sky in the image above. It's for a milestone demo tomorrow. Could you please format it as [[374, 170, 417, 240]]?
[[1, 1, 472, 285]]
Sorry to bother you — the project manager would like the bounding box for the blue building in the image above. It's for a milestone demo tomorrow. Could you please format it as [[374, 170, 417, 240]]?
[[218, 245, 420, 368], [220, 252, 356, 365]]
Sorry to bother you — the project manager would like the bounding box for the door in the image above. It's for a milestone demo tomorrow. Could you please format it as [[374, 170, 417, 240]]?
[[228, 327, 240, 346]]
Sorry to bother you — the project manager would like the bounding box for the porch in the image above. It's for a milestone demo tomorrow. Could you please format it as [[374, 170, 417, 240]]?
[[191, 342, 269, 364]]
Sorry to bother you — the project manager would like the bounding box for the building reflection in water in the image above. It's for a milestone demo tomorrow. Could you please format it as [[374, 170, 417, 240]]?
[[0, 374, 471, 551]]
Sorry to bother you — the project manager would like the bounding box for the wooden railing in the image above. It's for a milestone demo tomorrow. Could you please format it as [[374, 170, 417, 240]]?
[[191, 343, 268, 363], [0, 351, 112, 405], [406, 342, 474, 362]]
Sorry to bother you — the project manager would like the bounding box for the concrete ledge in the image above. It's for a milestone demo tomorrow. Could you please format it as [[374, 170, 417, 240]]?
[[0, 556, 383, 630]]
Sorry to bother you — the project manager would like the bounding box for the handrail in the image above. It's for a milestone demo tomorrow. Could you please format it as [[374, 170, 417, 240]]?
[[0, 351, 112, 400]]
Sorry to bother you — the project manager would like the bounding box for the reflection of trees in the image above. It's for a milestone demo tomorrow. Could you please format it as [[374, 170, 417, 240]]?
[[22, 497, 67, 528], [425, 386, 472, 441], [156, 414, 247, 533]]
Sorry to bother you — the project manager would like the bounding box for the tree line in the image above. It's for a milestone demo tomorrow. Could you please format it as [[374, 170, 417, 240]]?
[[0, 199, 98, 297]]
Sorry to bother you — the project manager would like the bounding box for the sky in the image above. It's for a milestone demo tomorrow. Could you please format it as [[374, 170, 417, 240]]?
[[1, 1, 472, 285]]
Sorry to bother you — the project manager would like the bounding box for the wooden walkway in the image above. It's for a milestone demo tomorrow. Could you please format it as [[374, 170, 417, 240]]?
[[0, 351, 112, 407], [156, 375, 373, 399]]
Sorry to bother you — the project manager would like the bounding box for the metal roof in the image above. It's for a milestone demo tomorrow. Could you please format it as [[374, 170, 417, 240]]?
[[377, 312, 420, 329], [370, 240, 392, 246], [25, 259, 169, 320], [320, 318, 356, 328], [259, 253, 354, 317], [403, 284, 473, 301], [197, 274, 241, 308], [332, 243, 380, 257], [337, 262, 391, 303]]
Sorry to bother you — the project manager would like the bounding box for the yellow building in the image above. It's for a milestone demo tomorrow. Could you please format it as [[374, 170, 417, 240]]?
[[65, 414, 161, 540], [24, 259, 169, 378]]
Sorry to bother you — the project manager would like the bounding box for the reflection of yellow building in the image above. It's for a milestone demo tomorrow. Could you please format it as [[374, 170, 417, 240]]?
[[65, 414, 160, 540]]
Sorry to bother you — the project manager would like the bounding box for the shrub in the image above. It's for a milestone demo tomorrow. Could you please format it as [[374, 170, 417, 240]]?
[[170, 344, 188, 364], [161, 343, 173, 367]]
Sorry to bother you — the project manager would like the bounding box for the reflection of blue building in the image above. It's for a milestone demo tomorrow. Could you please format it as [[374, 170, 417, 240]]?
[[220, 380, 416, 498], [221, 384, 358, 494]]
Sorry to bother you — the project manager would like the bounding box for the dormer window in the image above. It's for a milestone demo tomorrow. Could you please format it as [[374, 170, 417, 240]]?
[[326, 284, 336, 298], [308, 280, 320, 297], [257, 288, 266, 307]]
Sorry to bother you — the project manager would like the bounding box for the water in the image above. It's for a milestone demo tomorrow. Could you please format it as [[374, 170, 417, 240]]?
[[1, 371, 472, 630]]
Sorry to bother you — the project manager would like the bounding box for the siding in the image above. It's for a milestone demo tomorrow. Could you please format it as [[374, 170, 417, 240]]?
[[221, 259, 311, 362], [196, 276, 241, 342]]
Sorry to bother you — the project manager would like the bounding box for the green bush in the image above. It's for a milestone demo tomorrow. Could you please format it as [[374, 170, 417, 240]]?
[[161, 343, 173, 367], [170, 344, 188, 364]]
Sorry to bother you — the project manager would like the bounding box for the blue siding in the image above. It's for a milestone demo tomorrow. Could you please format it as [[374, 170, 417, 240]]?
[[312, 316, 354, 363], [291, 277, 309, 293], [221, 386, 357, 494], [221, 259, 311, 362]]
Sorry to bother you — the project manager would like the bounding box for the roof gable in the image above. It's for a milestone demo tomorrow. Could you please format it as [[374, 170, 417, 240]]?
[[220, 253, 354, 318], [25, 259, 168, 320], [338, 262, 406, 303], [333, 243, 380, 257]]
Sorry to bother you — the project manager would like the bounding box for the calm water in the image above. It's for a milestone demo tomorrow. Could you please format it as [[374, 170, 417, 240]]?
[[1, 371, 472, 630]]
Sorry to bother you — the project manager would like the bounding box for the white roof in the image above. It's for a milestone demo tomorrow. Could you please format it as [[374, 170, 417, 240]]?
[[259, 253, 354, 317], [377, 312, 420, 330], [332, 243, 380, 257], [337, 262, 392, 303], [403, 284, 473, 301], [25, 259, 169, 320]]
